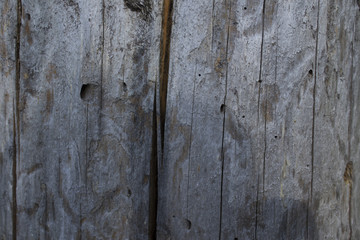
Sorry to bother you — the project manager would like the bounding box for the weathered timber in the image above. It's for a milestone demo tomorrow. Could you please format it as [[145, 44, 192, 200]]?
[[0, 0, 359, 239], [0, 0, 17, 239]]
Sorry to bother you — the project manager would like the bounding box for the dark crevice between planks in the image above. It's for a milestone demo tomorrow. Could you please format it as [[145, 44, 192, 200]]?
[[219, 1, 232, 239], [308, 0, 320, 238], [159, 0, 173, 157], [149, 86, 158, 240], [255, 0, 266, 239], [149, 0, 174, 238], [13, 0, 22, 239]]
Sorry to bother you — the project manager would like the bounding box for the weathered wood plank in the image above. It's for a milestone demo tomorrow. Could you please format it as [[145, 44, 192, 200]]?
[[256, 1, 318, 239], [17, 0, 103, 238], [158, 0, 229, 238], [0, 0, 359, 239], [79, 0, 161, 238], [219, 0, 264, 239], [312, 1, 359, 239], [0, 0, 17, 239], [221, 1, 319, 239], [351, 5, 360, 238]]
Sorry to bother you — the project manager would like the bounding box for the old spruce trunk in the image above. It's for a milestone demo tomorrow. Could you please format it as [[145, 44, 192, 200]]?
[[0, 0, 359, 239]]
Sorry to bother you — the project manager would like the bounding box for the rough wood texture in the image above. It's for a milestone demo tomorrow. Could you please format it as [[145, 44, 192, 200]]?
[[0, 0, 359, 239], [0, 0, 17, 239]]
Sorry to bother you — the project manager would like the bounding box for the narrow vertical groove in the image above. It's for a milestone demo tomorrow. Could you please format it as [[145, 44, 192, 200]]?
[[12, 110, 17, 240], [308, 0, 320, 238], [255, 1, 266, 238], [186, 63, 197, 218], [310, 0, 320, 203], [100, 0, 105, 128], [262, 90, 267, 196], [257, 0, 266, 124], [13, 0, 22, 239], [149, 86, 158, 240], [211, 0, 216, 51], [159, 0, 174, 155], [219, 1, 231, 239]]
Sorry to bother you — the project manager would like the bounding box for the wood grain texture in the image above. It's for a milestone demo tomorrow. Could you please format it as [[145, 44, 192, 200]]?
[[0, 0, 359, 239], [312, 1, 359, 239], [0, 0, 17, 239], [17, 0, 103, 238]]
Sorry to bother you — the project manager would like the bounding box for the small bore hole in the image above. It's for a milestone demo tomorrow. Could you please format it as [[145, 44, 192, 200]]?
[[80, 84, 89, 99], [198, 74, 201, 77], [308, 69, 313, 75], [258, 79, 262, 83], [185, 219, 192, 230], [242, 115, 245, 118], [127, 188, 132, 197], [274, 136, 278, 139], [26, 13, 31, 20], [220, 104, 225, 112], [243, 7, 247, 10]]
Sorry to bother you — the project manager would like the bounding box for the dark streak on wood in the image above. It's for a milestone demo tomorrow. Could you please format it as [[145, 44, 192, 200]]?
[[13, 0, 22, 238], [149, 86, 158, 240], [255, 1, 266, 239], [308, 0, 320, 238], [100, 0, 105, 128], [262, 88, 267, 196], [159, 0, 173, 157], [310, 0, 320, 202], [12, 107, 17, 240], [257, 0, 266, 125], [219, 1, 232, 239]]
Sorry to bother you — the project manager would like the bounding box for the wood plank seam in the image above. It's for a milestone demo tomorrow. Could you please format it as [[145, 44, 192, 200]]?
[[159, 0, 174, 157], [255, 0, 266, 239], [308, 0, 320, 238], [219, 1, 232, 239], [13, 0, 22, 239]]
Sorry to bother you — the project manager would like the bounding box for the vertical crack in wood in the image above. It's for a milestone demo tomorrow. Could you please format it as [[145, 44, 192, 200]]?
[[257, 0, 266, 125], [159, 0, 174, 156], [12, 109, 17, 240], [100, 0, 105, 129], [308, 0, 320, 238], [149, 86, 158, 240], [262, 89, 268, 197], [210, 0, 216, 51], [219, 1, 231, 239], [346, 15, 356, 240], [13, 0, 22, 239], [186, 63, 197, 218], [255, 1, 266, 238], [151, 0, 174, 236]]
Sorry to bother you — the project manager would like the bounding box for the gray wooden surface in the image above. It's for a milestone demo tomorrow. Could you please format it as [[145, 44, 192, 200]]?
[[0, 0, 359, 239]]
